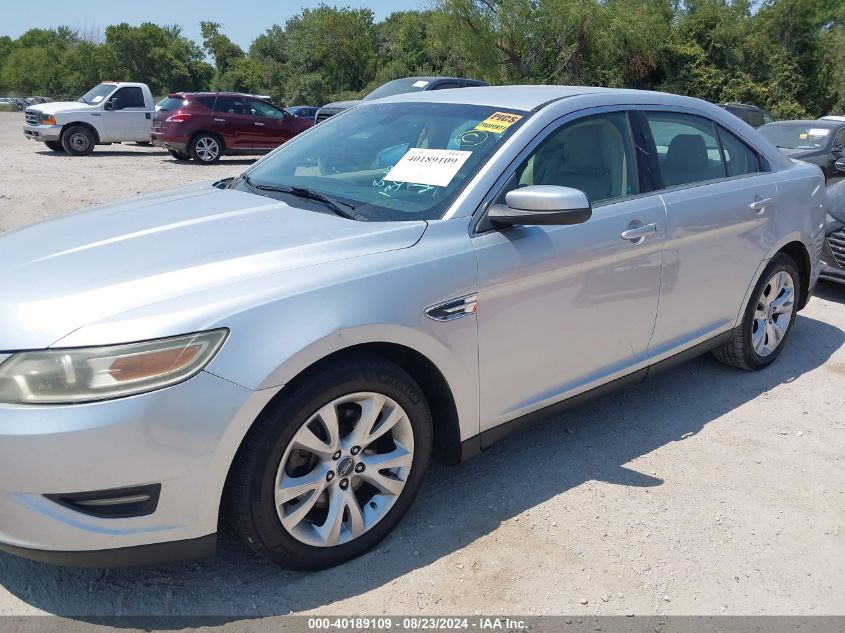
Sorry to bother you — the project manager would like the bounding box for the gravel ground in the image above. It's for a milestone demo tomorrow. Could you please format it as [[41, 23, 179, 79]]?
[[0, 112, 843, 618]]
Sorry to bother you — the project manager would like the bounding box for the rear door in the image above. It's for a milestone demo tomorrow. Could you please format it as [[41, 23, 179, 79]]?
[[211, 96, 254, 149], [639, 109, 779, 361]]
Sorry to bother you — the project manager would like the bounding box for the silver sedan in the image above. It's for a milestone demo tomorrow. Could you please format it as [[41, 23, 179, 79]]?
[[0, 86, 826, 569]]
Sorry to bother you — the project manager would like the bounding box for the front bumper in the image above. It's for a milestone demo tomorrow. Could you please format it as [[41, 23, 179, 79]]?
[[819, 224, 845, 284], [22, 123, 62, 143], [0, 370, 265, 567]]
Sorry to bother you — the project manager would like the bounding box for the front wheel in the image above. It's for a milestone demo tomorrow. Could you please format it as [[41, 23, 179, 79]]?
[[44, 141, 64, 152], [189, 133, 223, 164], [713, 253, 800, 370], [61, 126, 95, 156], [225, 356, 432, 570]]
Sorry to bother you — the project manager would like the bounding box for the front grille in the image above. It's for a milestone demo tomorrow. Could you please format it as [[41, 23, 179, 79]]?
[[828, 227, 845, 267], [24, 109, 39, 126]]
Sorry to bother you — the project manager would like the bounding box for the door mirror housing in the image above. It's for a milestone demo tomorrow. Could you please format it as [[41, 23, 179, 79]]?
[[488, 185, 592, 227], [836, 158, 845, 173], [104, 97, 118, 111]]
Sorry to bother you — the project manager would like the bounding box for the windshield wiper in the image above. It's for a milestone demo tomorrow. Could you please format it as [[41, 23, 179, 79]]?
[[242, 175, 363, 221]]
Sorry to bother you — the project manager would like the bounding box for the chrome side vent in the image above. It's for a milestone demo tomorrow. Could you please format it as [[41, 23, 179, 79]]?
[[425, 294, 478, 321]]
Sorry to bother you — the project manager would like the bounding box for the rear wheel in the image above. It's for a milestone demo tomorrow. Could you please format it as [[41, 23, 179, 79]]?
[[713, 253, 800, 370], [189, 133, 223, 164], [168, 149, 191, 161], [225, 356, 432, 570], [61, 126, 95, 156], [44, 141, 64, 152]]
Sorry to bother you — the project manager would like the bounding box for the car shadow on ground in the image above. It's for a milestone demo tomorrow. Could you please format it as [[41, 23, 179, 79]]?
[[0, 314, 842, 622], [816, 280, 845, 303], [36, 149, 171, 158], [163, 158, 256, 167]]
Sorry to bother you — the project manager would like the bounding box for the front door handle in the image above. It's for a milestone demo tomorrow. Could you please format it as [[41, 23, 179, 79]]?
[[621, 223, 658, 242], [254, 122, 265, 126], [213, 118, 226, 122], [749, 197, 773, 214]]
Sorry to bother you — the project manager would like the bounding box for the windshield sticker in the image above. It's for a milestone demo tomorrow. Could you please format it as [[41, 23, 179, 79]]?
[[91, 95, 104, 103], [808, 128, 830, 137], [474, 112, 524, 134], [456, 129, 490, 147], [412, 80, 430, 88], [384, 148, 472, 187]]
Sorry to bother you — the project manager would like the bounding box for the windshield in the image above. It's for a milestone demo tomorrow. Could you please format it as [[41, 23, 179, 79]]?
[[79, 83, 117, 105], [759, 123, 834, 150], [234, 102, 529, 221], [363, 79, 436, 101]]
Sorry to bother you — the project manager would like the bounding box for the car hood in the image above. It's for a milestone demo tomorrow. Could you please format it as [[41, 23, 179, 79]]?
[[0, 183, 427, 350], [28, 101, 95, 116], [319, 100, 361, 113], [779, 147, 822, 159]]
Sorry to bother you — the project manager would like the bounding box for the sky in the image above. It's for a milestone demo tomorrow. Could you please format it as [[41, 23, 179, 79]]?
[[2, 0, 427, 49]]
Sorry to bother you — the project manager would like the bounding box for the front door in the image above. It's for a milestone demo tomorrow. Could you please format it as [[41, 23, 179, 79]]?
[[248, 99, 295, 150], [102, 86, 151, 141], [472, 110, 666, 434]]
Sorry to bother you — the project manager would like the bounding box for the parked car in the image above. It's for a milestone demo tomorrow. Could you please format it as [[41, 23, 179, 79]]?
[[758, 119, 845, 186], [151, 92, 313, 163], [314, 76, 489, 123], [0, 86, 825, 570], [22, 82, 156, 155], [820, 162, 845, 284], [820, 115, 845, 123], [719, 102, 774, 128], [285, 105, 319, 120]]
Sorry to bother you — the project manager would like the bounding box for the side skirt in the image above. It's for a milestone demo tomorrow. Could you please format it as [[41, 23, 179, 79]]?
[[460, 330, 734, 461]]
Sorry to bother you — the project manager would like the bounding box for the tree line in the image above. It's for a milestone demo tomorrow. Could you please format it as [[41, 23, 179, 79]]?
[[1, 0, 843, 117]]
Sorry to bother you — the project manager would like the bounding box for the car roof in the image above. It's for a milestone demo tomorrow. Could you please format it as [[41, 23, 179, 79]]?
[[378, 85, 707, 111], [763, 119, 843, 128]]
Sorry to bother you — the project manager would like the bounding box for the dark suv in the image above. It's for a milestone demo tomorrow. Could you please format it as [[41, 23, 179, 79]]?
[[719, 102, 774, 128], [151, 93, 313, 163]]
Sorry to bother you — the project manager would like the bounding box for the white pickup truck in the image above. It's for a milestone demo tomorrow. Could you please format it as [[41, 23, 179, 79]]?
[[23, 82, 156, 155]]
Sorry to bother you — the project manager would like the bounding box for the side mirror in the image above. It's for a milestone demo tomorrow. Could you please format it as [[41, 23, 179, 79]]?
[[836, 158, 845, 173], [104, 97, 118, 111], [488, 185, 592, 227]]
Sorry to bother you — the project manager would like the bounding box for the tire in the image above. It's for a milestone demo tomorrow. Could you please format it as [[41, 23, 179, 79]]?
[[225, 355, 432, 570], [60, 126, 95, 156], [168, 149, 191, 161], [713, 253, 800, 371], [44, 141, 64, 152], [189, 133, 223, 164]]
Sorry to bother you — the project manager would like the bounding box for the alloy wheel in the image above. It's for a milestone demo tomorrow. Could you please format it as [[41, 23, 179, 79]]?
[[274, 392, 414, 547], [752, 270, 795, 357], [195, 137, 220, 162]]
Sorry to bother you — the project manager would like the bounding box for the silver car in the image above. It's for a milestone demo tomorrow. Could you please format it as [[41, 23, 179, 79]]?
[[0, 86, 826, 570]]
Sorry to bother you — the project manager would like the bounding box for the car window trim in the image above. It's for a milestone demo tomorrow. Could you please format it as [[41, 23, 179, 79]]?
[[470, 105, 653, 236]]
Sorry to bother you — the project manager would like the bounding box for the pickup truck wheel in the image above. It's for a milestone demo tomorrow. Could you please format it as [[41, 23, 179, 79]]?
[[168, 149, 191, 161], [190, 133, 223, 164], [44, 141, 64, 152], [224, 355, 432, 570], [61, 126, 95, 156]]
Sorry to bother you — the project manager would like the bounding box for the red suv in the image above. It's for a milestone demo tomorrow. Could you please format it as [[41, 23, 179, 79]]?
[[151, 92, 313, 164]]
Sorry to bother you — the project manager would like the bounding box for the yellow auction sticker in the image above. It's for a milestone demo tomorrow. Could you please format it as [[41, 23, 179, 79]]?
[[474, 112, 524, 134]]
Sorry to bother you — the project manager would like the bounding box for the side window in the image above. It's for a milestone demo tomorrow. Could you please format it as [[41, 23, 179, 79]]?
[[250, 99, 285, 119], [747, 110, 764, 128], [214, 96, 248, 115], [645, 112, 725, 188], [505, 111, 638, 205], [718, 126, 761, 176], [112, 87, 145, 109], [194, 96, 216, 110], [834, 128, 845, 149], [432, 82, 460, 90]]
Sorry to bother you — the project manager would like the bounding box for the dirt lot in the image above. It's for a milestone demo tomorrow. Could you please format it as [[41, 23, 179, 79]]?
[[0, 111, 843, 619]]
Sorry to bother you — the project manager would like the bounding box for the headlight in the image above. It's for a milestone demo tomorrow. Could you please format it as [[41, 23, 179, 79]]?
[[39, 113, 56, 125], [0, 330, 228, 405]]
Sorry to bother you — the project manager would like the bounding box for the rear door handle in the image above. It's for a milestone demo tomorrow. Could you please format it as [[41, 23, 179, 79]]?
[[254, 122, 265, 126], [749, 197, 773, 214], [621, 223, 659, 242]]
